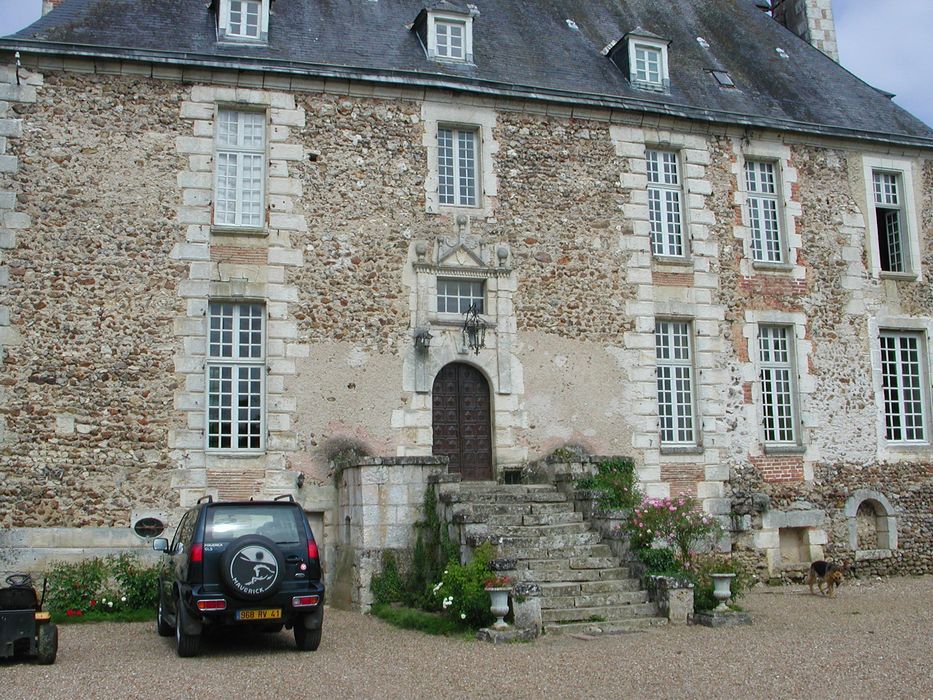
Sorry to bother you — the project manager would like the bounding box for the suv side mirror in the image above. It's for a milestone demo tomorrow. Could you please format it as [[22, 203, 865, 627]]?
[[152, 537, 169, 552]]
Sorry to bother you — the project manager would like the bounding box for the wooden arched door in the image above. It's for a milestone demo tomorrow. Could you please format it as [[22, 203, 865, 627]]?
[[432, 363, 493, 481]]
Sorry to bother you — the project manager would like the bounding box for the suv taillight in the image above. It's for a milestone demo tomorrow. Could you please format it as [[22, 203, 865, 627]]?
[[307, 540, 318, 561], [190, 543, 203, 564]]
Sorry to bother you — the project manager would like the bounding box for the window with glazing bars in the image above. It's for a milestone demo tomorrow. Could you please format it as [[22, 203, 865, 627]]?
[[872, 171, 909, 273], [745, 160, 783, 263], [435, 20, 466, 60], [437, 279, 484, 314], [633, 45, 662, 85], [647, 150, 685, 257], [880, 331, 927, 442], [228, 0, 261, 39], [207, 302, 264, 450], [215, 110, 265, 227], [655, 321, 696, 445], [437, 127, 478, 207], [758, 325, 797, 444]]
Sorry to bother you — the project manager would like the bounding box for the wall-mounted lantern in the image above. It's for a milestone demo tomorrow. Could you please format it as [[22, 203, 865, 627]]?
[[462, 304, 486, 355], [414, 328, 433, 352]]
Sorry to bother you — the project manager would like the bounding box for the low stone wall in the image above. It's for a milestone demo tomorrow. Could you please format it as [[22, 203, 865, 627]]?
[[330, 455, 448, 611], [0, 527, 159, 577]]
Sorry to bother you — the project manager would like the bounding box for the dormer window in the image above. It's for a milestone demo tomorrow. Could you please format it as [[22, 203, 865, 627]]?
[[217, 0, 269, 43], [413, 3, 475, 64], [608, 28, 671, 92]]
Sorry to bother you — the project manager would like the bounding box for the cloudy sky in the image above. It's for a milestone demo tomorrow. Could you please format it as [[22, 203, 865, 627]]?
[[0, 0, 931, 127]]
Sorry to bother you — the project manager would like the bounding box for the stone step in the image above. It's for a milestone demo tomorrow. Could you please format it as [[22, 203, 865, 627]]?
[[544, 616, 667, 637], [500, 543, 615, 561], [539, 579, 643, 595], [521, 566, 633, 583], [541, 601, 657, 623], [462, 491, 569, 504], [519, 511, 583, 526], [540, 590, 649, 609], [497, 531, 602, 548], [486, 522, 591, 538]]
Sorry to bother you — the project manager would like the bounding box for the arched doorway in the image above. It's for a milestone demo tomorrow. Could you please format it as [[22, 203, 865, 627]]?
[[432, 363, 493, 481]]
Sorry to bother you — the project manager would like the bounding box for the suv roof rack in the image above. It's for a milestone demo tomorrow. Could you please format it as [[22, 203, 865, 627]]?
[[197, 495, 214, 504], [273, 494, 295, 502]]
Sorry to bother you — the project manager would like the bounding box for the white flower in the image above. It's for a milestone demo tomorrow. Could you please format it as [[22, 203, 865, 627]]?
[[443, 570, 448, 575], [107, 601, 113, 608], [120, 596, 127, 602], [432, 582, 443, 594], [460, 613, 466, 620]]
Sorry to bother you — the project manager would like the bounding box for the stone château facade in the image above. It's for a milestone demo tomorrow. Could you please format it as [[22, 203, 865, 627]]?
[[0, 0, 931, 602]]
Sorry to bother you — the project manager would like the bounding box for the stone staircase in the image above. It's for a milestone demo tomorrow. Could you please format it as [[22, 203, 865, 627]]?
[[455, 482, 664, 636]]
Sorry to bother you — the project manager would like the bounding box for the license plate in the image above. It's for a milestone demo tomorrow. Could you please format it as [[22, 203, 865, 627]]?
[[236, 608, 281, 621]]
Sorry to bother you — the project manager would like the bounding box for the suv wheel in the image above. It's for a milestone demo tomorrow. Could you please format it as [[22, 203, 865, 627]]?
[[294, 624, 322, 652], [156, 590, 174, 637], [174, 599, 201, 658], [219, 535, 286, 601]]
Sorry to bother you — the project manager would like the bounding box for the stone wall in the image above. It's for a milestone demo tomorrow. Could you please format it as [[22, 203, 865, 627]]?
[[0, 57, 931, 581]]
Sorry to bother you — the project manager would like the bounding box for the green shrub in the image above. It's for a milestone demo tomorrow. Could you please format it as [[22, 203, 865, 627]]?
[[371, 551, 406, 606], [575, 458, 642, 510], [370, 604, 467, 637], [44, 554, 160, 622], [430, 542, 495, 628], [637, 546, 684, 577]]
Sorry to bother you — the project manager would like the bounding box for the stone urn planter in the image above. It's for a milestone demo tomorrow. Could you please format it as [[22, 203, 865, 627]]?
[[485, 576, 512, 629], [711, 573, 736, 612]]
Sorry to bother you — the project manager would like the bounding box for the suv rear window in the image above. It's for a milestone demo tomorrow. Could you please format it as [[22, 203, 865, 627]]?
[[205, 506, 302, 544]]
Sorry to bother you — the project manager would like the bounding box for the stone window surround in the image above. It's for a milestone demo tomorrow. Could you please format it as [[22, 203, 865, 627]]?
[[754, 507, 828, 573], [422, 102, 498, 219], [213, 106, 268, 233], [732, 139, 803, 280], [741, 310, 815, 467], [861, 155, 921, 281], [217, 0, 270, 44], [868, 315, 933, 459], [843, 489, 898, 559]]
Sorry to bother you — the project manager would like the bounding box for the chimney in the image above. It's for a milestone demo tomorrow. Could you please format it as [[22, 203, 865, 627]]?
[[42, 0, 67, 15], [771, 0, 840, 62]]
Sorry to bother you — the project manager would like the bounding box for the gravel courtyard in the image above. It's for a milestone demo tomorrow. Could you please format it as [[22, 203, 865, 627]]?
[[2, 576, 931, 699]]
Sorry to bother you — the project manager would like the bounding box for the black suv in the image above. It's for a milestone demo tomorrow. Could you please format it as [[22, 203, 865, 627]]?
[[153, 495, 324, 657]]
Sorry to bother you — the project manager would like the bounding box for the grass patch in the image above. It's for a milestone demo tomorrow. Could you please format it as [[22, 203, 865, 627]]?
[[370, 604, 473, 638], [53, 608, 155, 625]]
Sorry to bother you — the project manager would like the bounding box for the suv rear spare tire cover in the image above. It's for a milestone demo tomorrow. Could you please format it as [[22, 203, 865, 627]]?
[[220, 535, 286, 600]]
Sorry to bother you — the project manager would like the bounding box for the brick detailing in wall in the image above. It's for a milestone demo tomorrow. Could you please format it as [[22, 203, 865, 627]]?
[[660, 463, 705, 497], [738, 275, 808, 299], [750, 454, 805, 483], [653, 271, 693, 287], [210, 245, 268, 265], [207, 469, 265, 501]]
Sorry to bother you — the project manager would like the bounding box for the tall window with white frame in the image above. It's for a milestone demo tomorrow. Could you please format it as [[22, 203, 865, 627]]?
[[215, 109, 265, 228], [655, 320, 696, 446], [758, 325, 798, 445], [437, 126, 478, 207], [207, 302, 265, 451], [647, 149, 685, 257], [872, 171, 910, 273], [437, 278, 484, 314], [745, 160, 783, 264], [228, 0, 261, 39], [879, 331, 927, 443]]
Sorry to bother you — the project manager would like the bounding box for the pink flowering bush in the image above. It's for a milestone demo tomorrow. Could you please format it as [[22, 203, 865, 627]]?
[[626, 494, 722, 563]]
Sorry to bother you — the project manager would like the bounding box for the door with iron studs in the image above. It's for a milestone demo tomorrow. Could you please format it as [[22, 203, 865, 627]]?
[[431, 363, 493, 481]]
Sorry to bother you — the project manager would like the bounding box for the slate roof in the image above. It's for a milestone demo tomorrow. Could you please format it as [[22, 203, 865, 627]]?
[[3, 0, 932, 147]]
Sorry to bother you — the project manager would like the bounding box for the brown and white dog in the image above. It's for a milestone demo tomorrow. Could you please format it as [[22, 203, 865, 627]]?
[[807, 560, 847, 597]]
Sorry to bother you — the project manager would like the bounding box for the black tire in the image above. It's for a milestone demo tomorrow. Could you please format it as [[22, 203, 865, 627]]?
[[174, 600, 201, 658], [219, 535, 285, 601], [36, 623, 58, 665], [294, 624, 321, 652], [156, 594, 173, 637]]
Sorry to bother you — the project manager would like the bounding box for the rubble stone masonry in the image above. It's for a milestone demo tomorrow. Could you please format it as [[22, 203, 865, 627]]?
[[0, 58, 930, 578]]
